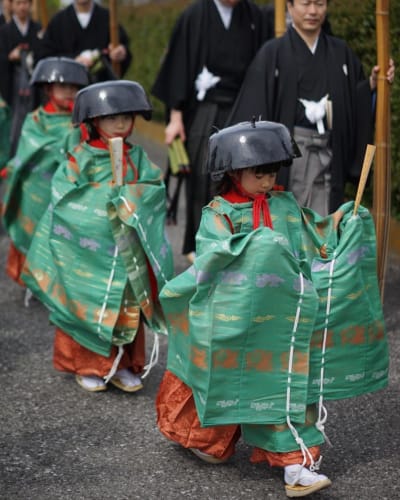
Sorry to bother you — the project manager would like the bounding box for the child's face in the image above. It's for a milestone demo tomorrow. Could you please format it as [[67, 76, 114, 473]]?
[[239, 169, 277, 195], [48, 83, 79, 111], [96, 114, 134, 139]]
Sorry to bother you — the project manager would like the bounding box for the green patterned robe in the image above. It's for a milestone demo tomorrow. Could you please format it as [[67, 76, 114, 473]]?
[[160, 192, 388, 450], [2, 107, 81, 255], [22, 141, 174, 356], [0, 96, 10, 169]]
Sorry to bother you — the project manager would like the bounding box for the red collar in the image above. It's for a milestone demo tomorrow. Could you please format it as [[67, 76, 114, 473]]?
[[222, 182, 273, 230], [88, 138, 130, 153], [43, 100, 74, 113], [43, 101, 58, 113]]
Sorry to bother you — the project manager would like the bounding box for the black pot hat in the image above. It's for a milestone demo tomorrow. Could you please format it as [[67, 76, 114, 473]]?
[[72, 80, 152, 126], [206, 120, 301, 181], [30, 57, 89, 87]]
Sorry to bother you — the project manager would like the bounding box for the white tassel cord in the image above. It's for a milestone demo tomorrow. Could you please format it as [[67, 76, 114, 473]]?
[[104, 345, 124, 384], [285, 273, 316, 478], [97, 244, 119, 334], [96, 244, 124, 384], [315, 253, 337, 448], [142, 332, 159, 379], [118, 196, 165, 377], [24, 288, 33, 308]]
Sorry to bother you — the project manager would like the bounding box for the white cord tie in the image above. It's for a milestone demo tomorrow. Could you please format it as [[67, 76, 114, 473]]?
[[103, 345, 124, 384], [310, 455, 323, 472], [24, 288, 33, 308], [141, 332, 159, 379], [315, 402, 332, 446], [314, 253, 337, 447], [97, 245, 119, 333], [285, 273, 316, 475], [126, 207, 169, 285], [120, 195, 131, 213], [111, 196, 165, 379]]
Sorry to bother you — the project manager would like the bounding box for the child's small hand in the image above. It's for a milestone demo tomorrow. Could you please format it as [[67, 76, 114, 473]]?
[[331, 209, 344, 230]]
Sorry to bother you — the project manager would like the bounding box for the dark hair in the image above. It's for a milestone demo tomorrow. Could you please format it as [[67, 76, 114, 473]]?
[[86, 121, 100, 141], [85, 112, 135, 141], [215, 163, 281, 195], [287, 0, 329, 4]]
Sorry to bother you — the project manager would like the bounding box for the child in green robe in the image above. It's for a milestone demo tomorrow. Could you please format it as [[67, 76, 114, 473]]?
[[22, 80, 174, 393], [0, 95, 10, 169], [2, 57, 89, 286], [156, 120, 388, 497]]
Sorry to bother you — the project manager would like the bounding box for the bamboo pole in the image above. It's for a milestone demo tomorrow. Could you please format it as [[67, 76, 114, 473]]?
[[32, 0, 49, 30], [31, 0, 39, 22], [109, 0, 121, 78], [353, 145, 376, 216], [40, 0, 49, 30], [373, 0, 391, 299], [275, 0, 286, 38]]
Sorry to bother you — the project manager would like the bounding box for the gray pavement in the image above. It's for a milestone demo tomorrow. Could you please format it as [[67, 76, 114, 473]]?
[[0, 132, 399, 500]]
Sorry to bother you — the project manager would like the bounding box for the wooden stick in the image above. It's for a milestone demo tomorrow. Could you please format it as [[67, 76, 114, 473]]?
[[39, 0, 49, 30], [31, 0, 39, 22], [373, 0, 391, 298], [109, 0, 121, 78], [353, 144, 376, 216], [109, 137, 124, 186], [274, 0, 286, 38]]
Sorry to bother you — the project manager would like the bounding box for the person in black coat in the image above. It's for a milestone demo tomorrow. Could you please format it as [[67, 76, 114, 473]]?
[[151, 0, 269, 262], [229, 0, 394, 216], [38, 0, 132, 82], [0, 0, 42, 156], [0, 0, 11, 26]]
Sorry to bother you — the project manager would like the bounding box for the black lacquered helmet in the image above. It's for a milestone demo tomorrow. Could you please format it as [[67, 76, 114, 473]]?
[[30, 57, 89, 87], [206, 120, 301, 181], [72, 80, 152, 126]]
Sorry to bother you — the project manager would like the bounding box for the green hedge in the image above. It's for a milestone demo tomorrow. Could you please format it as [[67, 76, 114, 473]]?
[[117, 0, 399, 216]]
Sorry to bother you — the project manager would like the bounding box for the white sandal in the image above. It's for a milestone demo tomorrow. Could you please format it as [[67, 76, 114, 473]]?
[[284, 464, 331, 497], [109, 368, 143, 393], [75, 374, 107, 392]]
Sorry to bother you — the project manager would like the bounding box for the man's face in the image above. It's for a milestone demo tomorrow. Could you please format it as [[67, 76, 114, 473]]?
[[11, 0, 31, 21], [287, 0, 327, 36]]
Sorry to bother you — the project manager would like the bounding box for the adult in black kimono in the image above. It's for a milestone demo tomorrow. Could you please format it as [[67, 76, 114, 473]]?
[[151, 0, 268, 262], [0, 0, 42, 156], [38, 0, 131, 82], [0, 0, 11, 26], [229, 0, 394, 215]]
